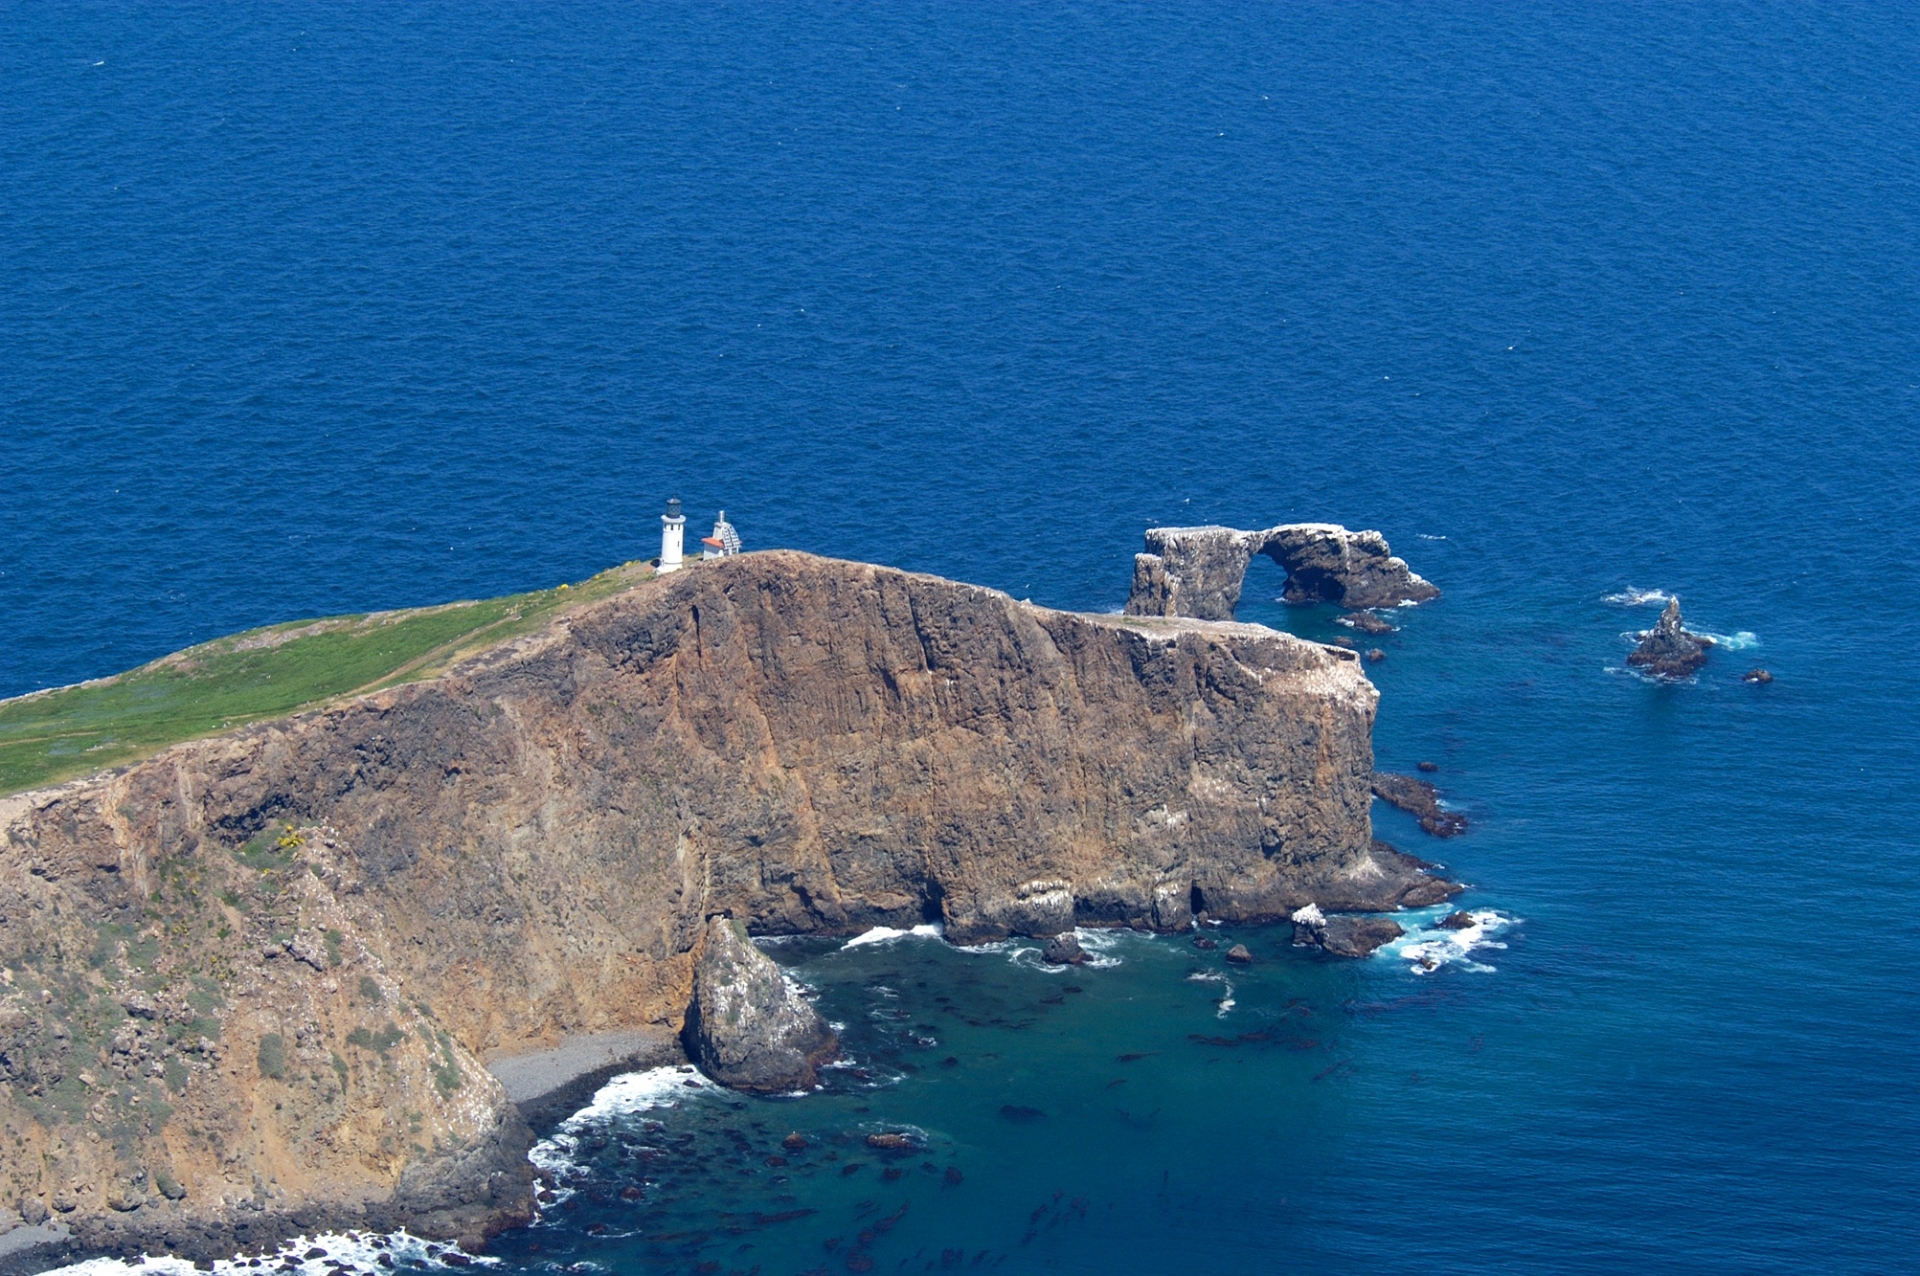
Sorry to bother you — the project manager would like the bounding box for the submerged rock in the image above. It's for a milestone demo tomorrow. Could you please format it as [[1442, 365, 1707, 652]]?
[[1343, 611, 1394, 635], [1742, 668, 1773, 684], [1041, 934, 1088, 966], [1627, 597, 1712, 677], [682, 916, 838, 1092]]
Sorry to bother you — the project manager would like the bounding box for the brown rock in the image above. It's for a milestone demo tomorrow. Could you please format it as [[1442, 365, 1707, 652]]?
[[1626, 597, 1712, 678], [1371, 772, 1469, 838], [1365, 648, 1387, 664], [1040, 935, 1087, 966], [1343, 612, 1394, 636], [1438, 912, 1476, 931], [1743, 668, 1773, 684], [1416, 761, 1439, 773], [1224, 944, 1253, 965], [0, 551, 1452, 1260], [681, 916, 837, 1092]]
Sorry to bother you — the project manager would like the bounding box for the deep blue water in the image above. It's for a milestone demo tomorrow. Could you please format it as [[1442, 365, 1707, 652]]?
[[6, 3, 1920, 1272]]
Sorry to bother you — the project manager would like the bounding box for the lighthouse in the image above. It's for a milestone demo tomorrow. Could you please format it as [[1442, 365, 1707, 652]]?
[[658, 497, 686, 573]]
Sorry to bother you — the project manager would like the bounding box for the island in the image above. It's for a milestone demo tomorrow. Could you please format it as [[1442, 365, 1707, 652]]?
[[0, 548, 1455, 1269]]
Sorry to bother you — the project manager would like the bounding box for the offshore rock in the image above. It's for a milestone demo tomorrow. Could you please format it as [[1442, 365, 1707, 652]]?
[[1291, 905, 1404, 957], [682, 916, 837, 1092], [1125, 523, 1439, 621], [1371, 772, 1469, 838], [0, 550, 1452, 1263], [1626, 597, 1712, 677], [1041, 934, 1088, 966]]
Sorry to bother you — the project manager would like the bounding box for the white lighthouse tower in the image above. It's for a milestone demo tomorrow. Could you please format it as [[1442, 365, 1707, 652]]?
[[658, 497, 686, 573]]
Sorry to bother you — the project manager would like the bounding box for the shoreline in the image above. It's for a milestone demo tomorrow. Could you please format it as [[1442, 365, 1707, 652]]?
[[0, 1030, 685, 1276], [484, 1028, 685, 1133]]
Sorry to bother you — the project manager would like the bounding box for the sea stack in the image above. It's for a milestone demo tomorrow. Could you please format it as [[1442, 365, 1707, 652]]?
[[1627, 597, 1712, 677], [682, 916, 839, 1092]]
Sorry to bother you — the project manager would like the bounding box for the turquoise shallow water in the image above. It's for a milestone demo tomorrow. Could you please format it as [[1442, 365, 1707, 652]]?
[[7, 1, 1920, 1271]]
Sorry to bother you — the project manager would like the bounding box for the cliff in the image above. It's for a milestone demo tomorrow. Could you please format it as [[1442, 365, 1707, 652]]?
[[0, 552, 1447, 1265]]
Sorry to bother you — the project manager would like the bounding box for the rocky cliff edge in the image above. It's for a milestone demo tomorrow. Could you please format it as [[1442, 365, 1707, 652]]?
[[0, 551, 1447, 1265]]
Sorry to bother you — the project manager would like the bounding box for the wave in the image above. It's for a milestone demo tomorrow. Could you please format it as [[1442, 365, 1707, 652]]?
[[1602, 587, 1671, 606], [528, 1066, 715, 1183], [1184, 968, 1235, 1016], [1378, 908, 1515, 975], [1699, 629, 1759, 651], [841, 922, 943, 948], [40, 1231, 488, 1276]]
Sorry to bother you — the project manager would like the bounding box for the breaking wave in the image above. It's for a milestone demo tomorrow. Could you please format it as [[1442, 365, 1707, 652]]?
[[528, 1066, 715, 1183], [1379, 908, 1515, 975], [841, 922, 944, 949], [39, 1232, 492, 1276], [1602, 587, 1672, 606]]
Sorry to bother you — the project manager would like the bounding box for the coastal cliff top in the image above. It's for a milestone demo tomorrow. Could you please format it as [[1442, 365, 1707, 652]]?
[[0, 551, 1357, 800]]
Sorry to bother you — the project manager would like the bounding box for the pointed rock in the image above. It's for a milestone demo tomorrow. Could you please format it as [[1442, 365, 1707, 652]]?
[[1627, 597, 1712, 677], [682, 916, 838, 1092]]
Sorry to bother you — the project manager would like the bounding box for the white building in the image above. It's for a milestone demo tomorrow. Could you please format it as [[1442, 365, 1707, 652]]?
[[658, 497, 686, 572], [701, 511, 742, 559]]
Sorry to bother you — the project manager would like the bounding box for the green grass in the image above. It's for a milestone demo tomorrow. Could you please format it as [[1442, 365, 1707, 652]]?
[[0, 562, 649, 796]]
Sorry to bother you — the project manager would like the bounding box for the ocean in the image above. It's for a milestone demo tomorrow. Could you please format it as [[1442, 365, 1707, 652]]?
[[5, 2, 1918, 1272]]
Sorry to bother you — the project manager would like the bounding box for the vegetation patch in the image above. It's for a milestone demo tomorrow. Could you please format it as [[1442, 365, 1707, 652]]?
[[0, 564, 647, 795], [256, 1033, 287, 1080]]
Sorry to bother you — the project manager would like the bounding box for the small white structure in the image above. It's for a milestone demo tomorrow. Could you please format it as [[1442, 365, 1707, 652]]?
[[658, 497, 686, 573], [701, 511, 742, 560]]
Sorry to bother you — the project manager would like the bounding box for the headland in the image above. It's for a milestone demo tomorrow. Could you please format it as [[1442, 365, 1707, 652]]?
[[0, 547, 1452, 1269]]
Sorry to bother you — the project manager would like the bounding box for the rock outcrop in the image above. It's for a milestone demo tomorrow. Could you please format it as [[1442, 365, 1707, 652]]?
[[681, 917, 836, 1092], [0, 550, 1453, 1265], [1125, 524, 1438, 621], [1371, 772, 1469, 838], [1290, 905, 1404, 957], [1627, 597, 1712, 677], [1040, 935, 1087, 966]]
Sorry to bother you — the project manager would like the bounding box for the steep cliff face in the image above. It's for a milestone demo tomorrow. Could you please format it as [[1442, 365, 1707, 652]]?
[[0, 552, 1440, 1262]]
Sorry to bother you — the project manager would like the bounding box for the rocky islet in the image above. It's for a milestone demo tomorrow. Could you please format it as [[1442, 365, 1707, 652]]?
[[1626, 596, 1713, 677]]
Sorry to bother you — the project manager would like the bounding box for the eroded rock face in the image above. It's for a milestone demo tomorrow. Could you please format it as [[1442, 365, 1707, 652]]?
[[681, 917, 836, 1092], [1125, 523, 1438, 621], [0, 551, 1450, 1261], [1627, 597, 1712, 677]]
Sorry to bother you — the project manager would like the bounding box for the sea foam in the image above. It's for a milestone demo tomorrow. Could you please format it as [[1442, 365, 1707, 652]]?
[[1379, 908, 1515, 975], [841, 922, 944, 948], [39, 1231, 489, 1276], [1602, 587, 1672, 606]]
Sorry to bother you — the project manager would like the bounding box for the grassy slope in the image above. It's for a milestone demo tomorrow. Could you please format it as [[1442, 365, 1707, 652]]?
[[0, 562, 652, 797]]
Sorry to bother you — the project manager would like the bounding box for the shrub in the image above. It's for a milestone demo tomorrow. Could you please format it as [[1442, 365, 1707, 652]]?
[[256, 1033, 286, 1080]]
